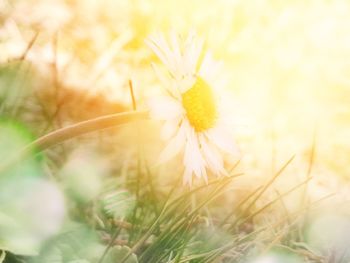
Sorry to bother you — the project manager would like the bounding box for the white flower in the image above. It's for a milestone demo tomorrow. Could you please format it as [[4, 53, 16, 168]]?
[[147, 31, 238, 185]]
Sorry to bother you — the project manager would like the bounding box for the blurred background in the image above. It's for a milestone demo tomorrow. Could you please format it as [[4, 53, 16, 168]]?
[[1, 0, 350, 262]]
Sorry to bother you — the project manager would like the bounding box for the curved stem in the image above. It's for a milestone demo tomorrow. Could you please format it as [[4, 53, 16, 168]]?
[[1, 110, 149, 173]]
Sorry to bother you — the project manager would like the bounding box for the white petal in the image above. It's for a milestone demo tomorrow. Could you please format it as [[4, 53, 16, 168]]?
[[183, 126, 207, 181], [169, 31, 183, 75], [178, 75, 196, 93], [148, 96, 183, 120], [156, 33, 184, 76], [157, 122, 186, 164], [183, 166, 193, 186], [189, 38, 204, 73], [161, 117, 181, 140], [146, 37, 171, 70], [147, 34, 179, 76], [205, 126, 239, 155], [182, 32, 202, 74], [199, 52, 223, 83], [151, 63, 181, 98], [199, 134, 226, 176]]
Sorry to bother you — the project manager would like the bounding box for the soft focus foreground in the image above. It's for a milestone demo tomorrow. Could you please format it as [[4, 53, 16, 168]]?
[[1, 0, 350, 262]]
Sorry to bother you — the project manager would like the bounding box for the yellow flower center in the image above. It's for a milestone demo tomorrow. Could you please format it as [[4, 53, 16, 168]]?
[[182, 77, 217, 132]]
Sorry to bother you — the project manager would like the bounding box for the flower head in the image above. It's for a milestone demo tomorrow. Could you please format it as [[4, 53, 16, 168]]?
[[147, 31, 238, 185]]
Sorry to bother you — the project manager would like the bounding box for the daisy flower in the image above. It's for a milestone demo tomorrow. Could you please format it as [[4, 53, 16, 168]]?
[[147, 31, 238, 185]]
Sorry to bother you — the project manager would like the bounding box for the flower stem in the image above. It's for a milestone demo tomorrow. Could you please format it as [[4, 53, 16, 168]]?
[[1, 110, 149, 173]]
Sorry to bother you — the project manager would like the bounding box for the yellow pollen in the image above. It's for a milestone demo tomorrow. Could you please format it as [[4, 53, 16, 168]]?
[[182, 77, 217, 132]]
